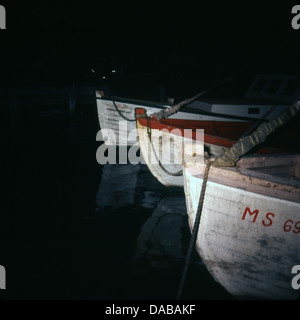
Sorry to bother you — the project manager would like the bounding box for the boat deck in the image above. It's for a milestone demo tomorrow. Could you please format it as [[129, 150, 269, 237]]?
[[237, 154, 300, 188], [189, 153, 300, 203]]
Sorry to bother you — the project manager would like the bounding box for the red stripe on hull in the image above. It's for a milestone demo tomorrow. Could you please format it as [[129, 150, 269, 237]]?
[[135, 108, 288, 154]]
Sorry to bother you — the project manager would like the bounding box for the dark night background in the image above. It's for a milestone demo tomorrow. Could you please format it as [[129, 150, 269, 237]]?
[[1, 0, 299, 89], [0, 0, 300, 304]]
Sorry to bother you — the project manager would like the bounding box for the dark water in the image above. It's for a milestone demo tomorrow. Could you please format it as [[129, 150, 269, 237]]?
[[0, 105, 233, 300]]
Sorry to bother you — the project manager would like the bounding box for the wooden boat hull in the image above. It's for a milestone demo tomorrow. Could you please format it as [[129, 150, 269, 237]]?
[[136, 120, 185, 187], [96, 91, 288, 146], [96, 93, 169, 145], [183, 155, 300, 299], [135, 108, 287, 187], [136, 108, 207, 187]]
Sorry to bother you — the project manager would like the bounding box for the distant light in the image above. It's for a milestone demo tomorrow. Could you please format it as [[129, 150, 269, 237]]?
[[112, 69, 116, 73], [102, 76, 106, 80], [91, 69, 95, 73]]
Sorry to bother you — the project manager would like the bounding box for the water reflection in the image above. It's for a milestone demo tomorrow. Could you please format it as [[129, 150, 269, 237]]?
[[133, 192, 199, 269], [1, 111, 233, 300], [95, 164, 141, 210], [95, 163, 163, 211], [95, 163, 201, 269]]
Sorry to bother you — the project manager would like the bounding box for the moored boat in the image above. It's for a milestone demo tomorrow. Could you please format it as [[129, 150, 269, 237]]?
[[180, 101, 300, 299], [135, 108, 293, 187], [183, 152, 300, 299], [96, 91, 288, 146]]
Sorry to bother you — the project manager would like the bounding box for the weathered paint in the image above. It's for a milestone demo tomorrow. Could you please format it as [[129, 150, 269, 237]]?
[[96, 92, 202, 146], [137, 118, 186, 187], [96, 97, 162, 145], [136, 108, 205, 187], [183, 156, 300, 300], [135, 107, 290, 187], [96, 92, 287, 147]]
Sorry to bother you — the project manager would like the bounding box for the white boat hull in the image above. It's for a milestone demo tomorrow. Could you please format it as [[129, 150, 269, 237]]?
[[136, 115, 204, 187], [183, 157, 300, 299], [96, 95, 167, 145], [96, 91, 288, 146]]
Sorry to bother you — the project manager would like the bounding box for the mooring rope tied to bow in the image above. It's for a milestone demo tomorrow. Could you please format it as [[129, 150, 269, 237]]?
[[112, 96, 136, 122], [176, 160, 212, 300], [146, 116, 183, 177], [213, 100, 300, 167], [112, 74, 232, 124], [177, 100, 300, 300]]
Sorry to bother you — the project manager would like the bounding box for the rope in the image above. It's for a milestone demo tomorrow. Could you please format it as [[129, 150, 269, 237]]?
[[239, 107, 275, 138], [213, 100, 300, 167], [147, 117, 183, 177], [151, 39, 290, 123], [176, 101, 300, 299], [176, 161, 212, 300], [152, 77, 232, 121], [112, 96, 136, 122]]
